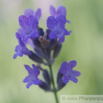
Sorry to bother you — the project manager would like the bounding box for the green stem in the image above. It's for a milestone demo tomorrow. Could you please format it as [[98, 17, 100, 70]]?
[[49, 65, 59, 103]]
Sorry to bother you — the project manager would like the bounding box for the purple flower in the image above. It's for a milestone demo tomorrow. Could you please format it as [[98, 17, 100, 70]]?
[[19, 15, 39, 42], [59, 60, 81, 84], [13, 45, 24, 59], [13, 33, 31, 59], [24, 8, 41, 21], [47, 15, 71, 42], [23, 64, 40, 88], [50, 5, 70, 23], [13, 44, 31, 59]]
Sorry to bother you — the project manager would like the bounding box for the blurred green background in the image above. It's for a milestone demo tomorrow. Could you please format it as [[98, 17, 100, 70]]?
[[0, 0, 103, 103]]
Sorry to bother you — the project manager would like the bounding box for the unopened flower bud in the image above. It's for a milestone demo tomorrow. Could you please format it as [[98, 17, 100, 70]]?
[[42, 47, 51, 61], [57, 78, 66, 91], [49, 39, 57, 50], [53, 42, 62, 58], [29, 51, 44, 63], [39, 80, 52, 91], [57, 70, 63, 84], [34, 47, 44, 58], [43, 70, 51, 86]]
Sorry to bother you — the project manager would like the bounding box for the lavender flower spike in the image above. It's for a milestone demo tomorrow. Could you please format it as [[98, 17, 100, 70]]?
[[50, 5, 70, 23], [59, 60, 81, 84], [47, 15, 71, 42], [23, 64, 40, 88]]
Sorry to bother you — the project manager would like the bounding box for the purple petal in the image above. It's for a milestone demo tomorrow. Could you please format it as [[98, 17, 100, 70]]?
[[19, 50, 23, 57], [57, 6, 66, 16], [70, 76, 78, 83], [19, 15, 29, 30], [72, 71, 81, 77], [16, 32, 20, 39], [24, 65, 33, 74], [59, 61, 68, 75], [15, 45, 21, 52], [49, 31, 57, 39], [23, 35, 30, 42], [27, 38, 35, 48], [33, 78, 39, 85], [56, 15, 66, 28], [47, 16, 56, 30], [23, 47, 31, 56], [31, 30, 39, 38], [68, 60, 77, 70], [23, 76, 30, 83], [32, 64, 40, 77], [24, 8, 34, 18], [13, 53, 18, 59], [26, 81, 34, 88], [34, 8, 41, 21], [58, 35, 65, 42], [64, 30, 72, 35], [29, 16, 38, 29], [63, 75, 69, 84], [18, 28, 23, 34], [66, 20, 71, 23], [18, 39, 25, 47], [50, 5, 56, 16], [17, 28, 24, 38]]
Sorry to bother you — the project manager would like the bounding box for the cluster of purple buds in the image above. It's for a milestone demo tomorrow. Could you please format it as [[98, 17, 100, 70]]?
[[13, 5, 81, 92]]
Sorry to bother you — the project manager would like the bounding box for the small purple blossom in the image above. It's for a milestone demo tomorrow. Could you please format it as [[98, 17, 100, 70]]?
[[50, 5, 70, 23], [59, 60, 81, 84], [13, 45, 24, 59], [23, 64, 40, 88], [13, 44, 31, 59], [47, 15, 71, 42], [19, 15, 39, 42], [13, 33, 31, 59]]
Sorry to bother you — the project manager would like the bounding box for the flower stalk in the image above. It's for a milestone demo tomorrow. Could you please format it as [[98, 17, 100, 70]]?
[[49, 65, 59, 103]]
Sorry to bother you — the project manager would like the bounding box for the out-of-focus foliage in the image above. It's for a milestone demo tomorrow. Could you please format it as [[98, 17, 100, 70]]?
[[0, 0, 103, 103]]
